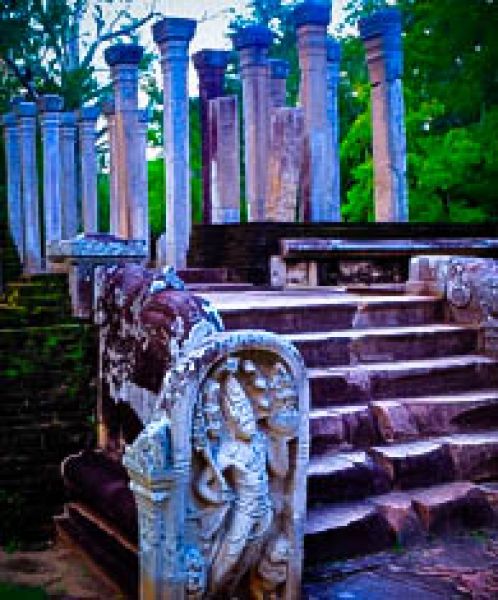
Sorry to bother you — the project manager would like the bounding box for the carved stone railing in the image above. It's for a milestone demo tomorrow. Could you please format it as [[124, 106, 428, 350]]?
[[94, 264, 309, 599], [408, 255, 498, 357]]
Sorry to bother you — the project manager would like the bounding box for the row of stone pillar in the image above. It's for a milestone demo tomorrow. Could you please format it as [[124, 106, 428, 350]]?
[[2, 98, 99, 273]]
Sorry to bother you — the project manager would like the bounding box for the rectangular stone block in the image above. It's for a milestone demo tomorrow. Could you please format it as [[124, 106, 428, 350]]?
[[266, 107, 304, 222], [208, 95, 240, 223]]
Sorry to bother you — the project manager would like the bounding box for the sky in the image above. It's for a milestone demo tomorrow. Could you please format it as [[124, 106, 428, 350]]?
[[86, 0, 347, 97]]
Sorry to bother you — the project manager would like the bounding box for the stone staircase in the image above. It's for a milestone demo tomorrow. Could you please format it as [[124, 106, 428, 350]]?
[[202, 288, 498, 562]]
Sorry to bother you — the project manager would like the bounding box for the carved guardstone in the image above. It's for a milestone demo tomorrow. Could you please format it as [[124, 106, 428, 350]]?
[[92, 264, 311, 599]]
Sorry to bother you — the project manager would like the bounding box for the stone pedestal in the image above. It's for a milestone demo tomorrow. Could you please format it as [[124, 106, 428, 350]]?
[[60, 112, 79, 239], [1, 113, 24, 261], [193, 49, 231, 224], [234, 25, 273, 222], [326, 38, 341, 221], [77, 106, 99, 233], [294, 1, 332, 222], [208, 95, 240, 224], [15, 102, 42, 273], [102, 97, 119, 237], [267, 108, 305, 222], [153, 17, 197, 269], [104, 44, 144, 241], [269, 59, 289, 109], [39, 95, 64, 265], [360, 8, 408, 222]]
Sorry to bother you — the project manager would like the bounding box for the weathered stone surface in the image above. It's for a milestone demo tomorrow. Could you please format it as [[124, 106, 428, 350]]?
[[371, 400, 419, 443], [266, 108, 304, 222], [412, 482, 494, 533], [2, 113, 24, 262], [360, 8, 408, 222], [208, 95, 240, 223], [77, 107, 99, 233], [268, 58, 289, 108], [60, 112, 78, 239], [326, 37, 341, 221], [371, 491, 424, 544]]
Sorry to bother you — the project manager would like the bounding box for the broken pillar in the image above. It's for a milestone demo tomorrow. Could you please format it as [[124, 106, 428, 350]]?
[[153, 17, 197, 268], [360, 7, 408, 222], [208, 95, 241, 223], [234, 25, 273, 221], [77, 106, 99, 233], [193, 49, 231, 224]]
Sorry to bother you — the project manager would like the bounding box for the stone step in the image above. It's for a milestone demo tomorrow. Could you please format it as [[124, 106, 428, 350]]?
[[201, 290, 443, 333], [188, 282, 255, 293], [309, 355, 498, 407], [305, 481, 496, 561], [307, 431, 498, 504], [310, 390, 498, 453], [285, 323, 478, 368], [177, 267, 239, 284]]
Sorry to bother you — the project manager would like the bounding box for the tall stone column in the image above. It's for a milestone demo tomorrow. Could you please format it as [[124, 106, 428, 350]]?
[[326, 37, 341, 221], [39, 95, 64, 261], [294, 1, 331, 222], [60, 113, 78, 239], [153, 17, 196, 269], [1, 113, 24, 261], [360, 8, 408, 222], [77, 106, 99, 233], [15, 102, 42, 273], [134, 109, 150, 253], [209, 95, 241, 224], [104, 44, 144, 240], [234, 25, 273, 222], [102, 97, 119, 237], [193, 49, 230, 224], [269, 59, 289, 109]]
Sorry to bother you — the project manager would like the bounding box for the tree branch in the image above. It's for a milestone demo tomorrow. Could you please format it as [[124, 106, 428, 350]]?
[[0, 55, 38, 100]]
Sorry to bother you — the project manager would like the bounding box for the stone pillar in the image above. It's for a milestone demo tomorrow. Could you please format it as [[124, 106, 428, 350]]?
[[104, 44, 144, 240], [15, 102, 42, 273], [1, 113, 24, 261], [134, 109, 150, 253], [193, 49, 231, 224], [39, 95, 64, 260], [208, 95, 240, 224], [101, 97, 119, 237], [267, 107, 305, 222], [60, 112, 78, 239], [294, 1, 331, 222], [269, 59, 289, 109], [153, 17, 197, 269], [77, 106, 99, 233], [326, 37, 341, 221], [234, 25, 273, 222], [360, 8, 408, 222]]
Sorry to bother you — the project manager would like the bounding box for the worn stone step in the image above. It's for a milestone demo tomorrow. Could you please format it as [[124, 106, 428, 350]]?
[[307, 431, 498, 504], [177, 267, 241, 284], [201, 290, 443, 333], [309, 355, 498, 406], [310, 390, 498, 453], [285, 324, 478, 368], [305, 480, 496, 561], [369, 431, 498, 490]]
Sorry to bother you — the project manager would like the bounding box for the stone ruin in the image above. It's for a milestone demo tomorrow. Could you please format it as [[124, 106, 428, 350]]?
[[59, 263, 309, 598], [2, 3, 409, 280]]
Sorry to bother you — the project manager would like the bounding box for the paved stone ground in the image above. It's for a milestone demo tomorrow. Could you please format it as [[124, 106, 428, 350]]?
[[2, 528, 498, 599]]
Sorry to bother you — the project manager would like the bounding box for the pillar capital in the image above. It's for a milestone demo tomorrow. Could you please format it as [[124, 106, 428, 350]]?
[[269, 59, 290, 80], [37, 94, 64, 113], [359, 7, 403, 82], [193, 49, 231, 72], [104, 43, 144, 67], [293, 1, 331, 29], [14, 101, 37, 118], [152, 17, 196, 46], [233, 24, 273, 51], [77, 105, 100, 123]]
